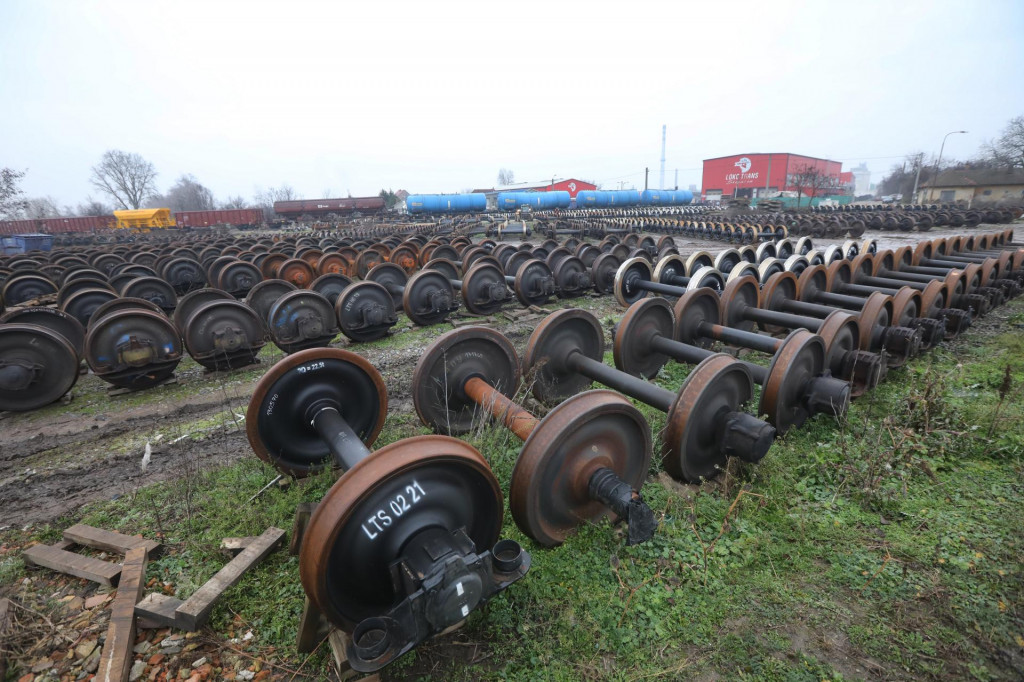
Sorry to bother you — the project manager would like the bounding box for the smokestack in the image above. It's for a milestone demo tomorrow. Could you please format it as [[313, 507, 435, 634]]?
[[659, 125, 666, 190]]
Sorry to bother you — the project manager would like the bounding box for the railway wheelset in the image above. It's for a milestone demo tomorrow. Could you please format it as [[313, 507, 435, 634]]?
[[607, 229, 1022, 402]]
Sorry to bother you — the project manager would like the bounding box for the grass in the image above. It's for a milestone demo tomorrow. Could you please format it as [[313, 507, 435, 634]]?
[[2, 298, 1022, 681]]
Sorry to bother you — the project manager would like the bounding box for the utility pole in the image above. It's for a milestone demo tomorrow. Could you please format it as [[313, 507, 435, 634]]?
[[911, 153, 923, 205], [659, 125, 666, 190], [644, 167, 649, 191], [674, 168, 678, 190]]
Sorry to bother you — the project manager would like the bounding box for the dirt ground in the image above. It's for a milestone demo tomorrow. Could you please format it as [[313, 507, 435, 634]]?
[[0, 224, 1016, 532]]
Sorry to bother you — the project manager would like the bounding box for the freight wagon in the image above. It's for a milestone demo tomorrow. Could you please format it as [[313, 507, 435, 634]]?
[[174, 208, 264, 229], [1, 216, 116, 235], [0, 219, 40, 235], [39, 215, 115, 233], [273, 197, 385, 218]]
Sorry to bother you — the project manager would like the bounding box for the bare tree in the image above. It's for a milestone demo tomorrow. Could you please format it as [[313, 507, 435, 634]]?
[[90, 150, 158, 209], [253, 185, 301, 220], [221, 195, 248, 209], [24, 196, 66, 219], [321, 188, 334, 199], [76, 197, 112, 216], [497, 168, 515, 186], [787, 164, 841, 207], [160, 174, 216, 212], [1, 167, 28, 219], [982, 115, 1024, 169]]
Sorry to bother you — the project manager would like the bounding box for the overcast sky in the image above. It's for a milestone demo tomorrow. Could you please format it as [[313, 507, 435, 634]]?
[[2, 0, 1022, 207]]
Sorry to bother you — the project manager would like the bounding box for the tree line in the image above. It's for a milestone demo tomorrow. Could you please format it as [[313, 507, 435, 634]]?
[[0, 150, 306, 221], [877, 115, 1024, 200]]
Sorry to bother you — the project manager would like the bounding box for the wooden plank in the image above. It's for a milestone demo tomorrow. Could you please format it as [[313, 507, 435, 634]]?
[[23, 545, 122, 586], [219, 537, 257, 556], [95, 547, 148, 682], [329, 629, 353, 679], [289, 502, 317, 555], [63, 524, 162, 557], [296, 597, 328, 653], [133, 593, 183, 629], [174, 527, 285, 631]]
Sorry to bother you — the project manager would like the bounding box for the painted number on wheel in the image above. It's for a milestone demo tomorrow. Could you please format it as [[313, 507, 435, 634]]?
[[361, 481, 427, 540], [297, 361, 325, 373]]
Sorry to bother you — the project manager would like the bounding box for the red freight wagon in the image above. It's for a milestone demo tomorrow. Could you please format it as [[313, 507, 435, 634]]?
[[273, 197, 385, 218], [0, 219, 41, 235], [174, 209, 264, 228], [39, 215, 115, 233]]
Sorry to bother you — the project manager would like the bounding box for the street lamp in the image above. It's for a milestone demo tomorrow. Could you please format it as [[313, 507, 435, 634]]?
[[927, 130, 967, 204]]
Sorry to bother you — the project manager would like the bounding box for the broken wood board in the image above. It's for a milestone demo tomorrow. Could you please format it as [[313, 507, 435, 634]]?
[[219, 536, 259, 557], [134, 593, 181, 629], [95, 546, 148, 682], [134, 527, 285, 631], [175, 527, 285, 630], [23, 544, 121, 586], [63, 524, 161, 557]]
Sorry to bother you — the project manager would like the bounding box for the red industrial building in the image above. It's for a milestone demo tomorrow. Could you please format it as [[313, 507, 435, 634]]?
[[701, 153, 844, 202], [473, 178, 597, 199]]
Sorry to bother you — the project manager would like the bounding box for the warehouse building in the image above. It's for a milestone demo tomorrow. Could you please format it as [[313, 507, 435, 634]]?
[[701, 153, 844, 202]]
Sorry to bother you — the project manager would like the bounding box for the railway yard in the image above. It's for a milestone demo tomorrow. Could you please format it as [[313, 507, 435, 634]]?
[[0, 206, 1022, 681]]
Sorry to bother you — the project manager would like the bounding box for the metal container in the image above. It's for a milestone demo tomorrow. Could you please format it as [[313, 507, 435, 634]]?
[[406, 194, 486, 214]]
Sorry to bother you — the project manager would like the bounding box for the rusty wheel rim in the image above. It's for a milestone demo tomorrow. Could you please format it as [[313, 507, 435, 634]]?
[[511, 390, 652, 547], [316, 253, 352, 277], [612, 298, 674, 379], [412, 326, 520, 434], [591, 253, 621, 295], [796, 265, 828, 302], [857, 293, 893, 351], [758, 272, 799, 334], [672, 289, 720, 348], [720, 276, 759, 333], [825, 261, 852, 290], [919, 281, 946, 318], [260, 253, 288, 279], [524, 309, 603, 404], [979, 258, 996, 288], [388, 245, 419, 275], [299, 435, 502, 631], [759, 329, 828, 434], [278, 258, 316, 288], [890, 288, 922, 327], [663, 354, 758, 481], [246, 348, 386, 477]]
